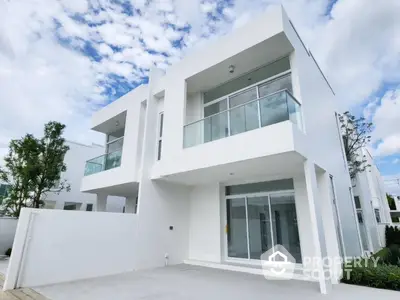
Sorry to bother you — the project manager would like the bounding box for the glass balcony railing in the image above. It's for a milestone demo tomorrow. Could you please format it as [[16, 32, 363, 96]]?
[[183, 89, 303, 148], [84, 150, 122, 176]]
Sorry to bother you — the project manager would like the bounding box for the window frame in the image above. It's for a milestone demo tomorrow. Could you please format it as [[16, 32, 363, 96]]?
[[202, 70, 292, 119], [156, 112, 164, 161]]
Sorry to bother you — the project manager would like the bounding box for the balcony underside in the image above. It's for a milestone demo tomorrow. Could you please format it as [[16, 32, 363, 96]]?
[[156, 151, 306, 186], [81, 181, 139, 198]]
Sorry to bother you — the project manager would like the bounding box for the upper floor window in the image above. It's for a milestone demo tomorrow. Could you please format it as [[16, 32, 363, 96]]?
[[354, 196, 361, 209], [374, 209, 381, 224], [106, 128, 124, 153], [157, 112, 164, 161]]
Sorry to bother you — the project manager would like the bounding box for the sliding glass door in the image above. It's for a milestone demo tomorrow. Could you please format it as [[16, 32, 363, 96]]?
[[226, 192, 301, 263]]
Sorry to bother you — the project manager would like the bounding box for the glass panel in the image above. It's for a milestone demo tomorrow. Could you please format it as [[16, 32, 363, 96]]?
[[229, 101, 259, 136], [107, 137, 124, 153], [287, 92, 302, 130], [84, 156, 105, 176], [247, 196, 273, 259], [374, 209, 381, 223], [226, 179, 294, 196], [84, 150, 122, 176], [204, 111, 228, 143], [159, 113, 164, 138], [105, 150, 122, 170], [270, 194, 302, 263], [107, 128, 125, 142], [259, 92, 289, 127], [204, 99, 227, 117], [229, 87, 257, 108], [157, 140, 162, 161], [258, 74, 292, 97], [203, 57, 291, 103], [227, 198, 248, 259], [184, 121, 203, 148], [354, 196, 361, 209]]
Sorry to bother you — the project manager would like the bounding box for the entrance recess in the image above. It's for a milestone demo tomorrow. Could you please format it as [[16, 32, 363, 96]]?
[[226, 191, 301, 263]]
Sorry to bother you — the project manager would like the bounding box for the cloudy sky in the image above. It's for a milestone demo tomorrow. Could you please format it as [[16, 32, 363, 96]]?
[[0, 0, 399, 194]]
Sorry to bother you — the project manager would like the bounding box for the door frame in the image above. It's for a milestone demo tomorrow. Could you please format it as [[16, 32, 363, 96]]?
[[223, 190, 297, 265]]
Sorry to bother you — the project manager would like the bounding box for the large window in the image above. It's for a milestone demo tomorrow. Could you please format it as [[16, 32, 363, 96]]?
[[106, 128, 124, 153], [374, 209, 381, 224], [226, 179, 301, 263]]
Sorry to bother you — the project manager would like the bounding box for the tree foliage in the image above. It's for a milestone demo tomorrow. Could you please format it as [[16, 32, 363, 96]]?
[[0, 121, 70, 217], [338, 111, 373, 179]]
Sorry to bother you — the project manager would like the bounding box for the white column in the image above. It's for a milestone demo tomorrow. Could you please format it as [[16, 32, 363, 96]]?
[[303, 160, 331, 294], [96, 194, 107, 212], [316, 171, 342, 284], [125, 196, 137, 214]]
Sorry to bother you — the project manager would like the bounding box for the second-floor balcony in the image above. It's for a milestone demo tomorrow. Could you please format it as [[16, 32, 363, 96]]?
[[183, 89, 302, 148], [84, 135, 124, 176], [84, 149, 122, 176]]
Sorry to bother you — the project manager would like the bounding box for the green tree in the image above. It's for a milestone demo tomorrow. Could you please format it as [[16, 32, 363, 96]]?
[[0, 121, 70, 217], [30, 122, 71, 208], [338, 111, 372, 179]]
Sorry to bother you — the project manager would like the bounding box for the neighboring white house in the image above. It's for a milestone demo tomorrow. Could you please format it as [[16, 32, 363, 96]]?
[[43, 141, 126, 213], [352, 148, 392, 253], [80, 6, 363, 285]]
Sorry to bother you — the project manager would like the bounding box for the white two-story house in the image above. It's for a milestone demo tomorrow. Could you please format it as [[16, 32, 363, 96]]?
[[80, 6, 363, 289], [353, 148, 392, 253]]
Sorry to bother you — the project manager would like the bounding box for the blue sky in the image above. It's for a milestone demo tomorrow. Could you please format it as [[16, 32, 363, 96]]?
[[0, 0, 399, 194]]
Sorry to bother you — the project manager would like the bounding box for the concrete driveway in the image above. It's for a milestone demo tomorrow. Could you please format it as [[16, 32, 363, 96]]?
[[34, 264, 398, 300]]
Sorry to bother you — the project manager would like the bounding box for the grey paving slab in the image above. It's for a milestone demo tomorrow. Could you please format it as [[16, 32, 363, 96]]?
[[34, 264, 399, 300]]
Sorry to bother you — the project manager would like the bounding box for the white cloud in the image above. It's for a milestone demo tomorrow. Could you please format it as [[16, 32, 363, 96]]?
[[393, 158, 400, 164], [0, 0, 399, 171], [367, 87, 400, 156], [384, 175, 400, 196]]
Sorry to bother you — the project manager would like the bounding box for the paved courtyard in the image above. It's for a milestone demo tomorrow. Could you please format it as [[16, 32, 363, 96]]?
[[32, 264, 399, 300]]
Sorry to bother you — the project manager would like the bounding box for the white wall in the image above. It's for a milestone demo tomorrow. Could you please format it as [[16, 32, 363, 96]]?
[[4, 208, 137, 289], [188, 183, 222, 262], [282, 10, 362, 258], [0, 217, 18, 255], [134, 68, 191, 270]]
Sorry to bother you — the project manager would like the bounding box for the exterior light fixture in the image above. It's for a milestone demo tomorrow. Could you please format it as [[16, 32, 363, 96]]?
[[228, 65, 235, 74]]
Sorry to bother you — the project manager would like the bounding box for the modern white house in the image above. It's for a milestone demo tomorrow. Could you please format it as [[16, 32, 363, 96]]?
[[352, 148, 392, 253], [79, 5, 363, 287], [43, 141, 125, 212], [4, 6, 383, 294]]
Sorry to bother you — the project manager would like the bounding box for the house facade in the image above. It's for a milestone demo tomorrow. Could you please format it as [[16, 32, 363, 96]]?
[[80, 6, 363, 288], [353, 148, 392, 252], [44, 141, 126, 212]]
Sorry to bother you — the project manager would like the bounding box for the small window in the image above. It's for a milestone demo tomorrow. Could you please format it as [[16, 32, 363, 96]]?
[[354, 196, 361, 209], [374, 209, 381, 223], [86, 204, 93, 211], [157, 112, 164, 161]]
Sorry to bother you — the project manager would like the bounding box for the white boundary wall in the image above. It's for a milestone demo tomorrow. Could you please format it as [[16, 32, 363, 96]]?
[[4, 208, 137, 290], [0, 217, 18, 255]]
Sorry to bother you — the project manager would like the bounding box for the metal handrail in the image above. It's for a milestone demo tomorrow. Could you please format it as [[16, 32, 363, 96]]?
[[85, 149, 123, 164], [184, 89, 299, 128]]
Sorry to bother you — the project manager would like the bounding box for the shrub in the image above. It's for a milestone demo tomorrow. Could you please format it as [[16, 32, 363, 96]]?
[[342, 260, 400, 291], [385, 225, 400, 246], [373, 245, 400, 266], [5, 248, 11, 256]]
